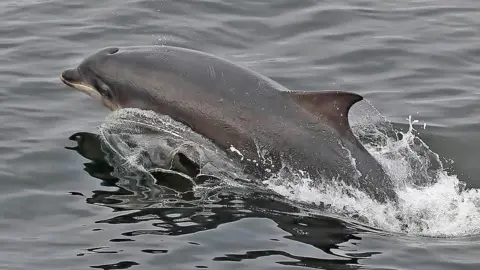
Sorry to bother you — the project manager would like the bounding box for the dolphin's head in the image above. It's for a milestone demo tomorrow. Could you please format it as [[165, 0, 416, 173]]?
[[60, 47, 159, 111], [61, 47, 122, 110]]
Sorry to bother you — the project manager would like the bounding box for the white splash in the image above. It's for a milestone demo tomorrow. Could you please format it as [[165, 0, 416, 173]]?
[[265, 113, 480, 237], [229, 145, 244, 161]]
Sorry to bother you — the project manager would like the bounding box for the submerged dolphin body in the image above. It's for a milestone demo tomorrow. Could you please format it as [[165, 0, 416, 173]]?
[[60, 46, 397, 203]]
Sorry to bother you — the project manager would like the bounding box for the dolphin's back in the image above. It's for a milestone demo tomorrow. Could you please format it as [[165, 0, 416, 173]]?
[[106, 46, 311, 149]]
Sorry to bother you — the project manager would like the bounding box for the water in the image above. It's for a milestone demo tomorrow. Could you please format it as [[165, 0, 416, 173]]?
[[1, 0, 480, 269]]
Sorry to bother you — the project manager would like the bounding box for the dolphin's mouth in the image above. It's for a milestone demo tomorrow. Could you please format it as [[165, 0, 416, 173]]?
[[60, 68, 118, 110], [60, 68, 102, 100]]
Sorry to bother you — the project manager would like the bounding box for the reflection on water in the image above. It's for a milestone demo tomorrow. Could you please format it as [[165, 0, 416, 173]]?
[[65, 131, 377, 269]]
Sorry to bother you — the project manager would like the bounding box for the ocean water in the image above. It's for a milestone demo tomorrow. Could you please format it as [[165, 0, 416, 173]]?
[[1, 0, 480, 269]]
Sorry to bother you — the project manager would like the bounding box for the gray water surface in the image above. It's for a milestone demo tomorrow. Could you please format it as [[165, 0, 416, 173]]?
[[1, 0, 480, 269]]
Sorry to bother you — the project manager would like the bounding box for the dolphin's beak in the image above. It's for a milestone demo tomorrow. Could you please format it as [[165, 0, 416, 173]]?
[[60, 68, 102, 101], [60, 68, 119, 111], [60, 68, 82, 87]]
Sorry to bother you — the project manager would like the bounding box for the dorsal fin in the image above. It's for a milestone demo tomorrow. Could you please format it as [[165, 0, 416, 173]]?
[[288, 90, 363, 139]]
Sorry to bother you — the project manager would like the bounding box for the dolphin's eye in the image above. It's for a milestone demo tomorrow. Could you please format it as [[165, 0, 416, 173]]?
[[95, 81, 113, 99]]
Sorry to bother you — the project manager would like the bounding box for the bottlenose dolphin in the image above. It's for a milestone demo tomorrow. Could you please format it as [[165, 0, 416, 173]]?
[[60, 46, 397, 203]]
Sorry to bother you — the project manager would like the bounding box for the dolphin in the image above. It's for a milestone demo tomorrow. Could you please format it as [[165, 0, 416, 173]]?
[[60, 46, 397, 203]]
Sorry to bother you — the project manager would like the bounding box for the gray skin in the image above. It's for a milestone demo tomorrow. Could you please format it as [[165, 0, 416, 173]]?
[[60, 46, 398, 203]]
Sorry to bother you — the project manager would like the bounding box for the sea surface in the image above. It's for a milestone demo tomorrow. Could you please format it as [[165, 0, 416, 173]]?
[[1, 0, 480, 269]]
